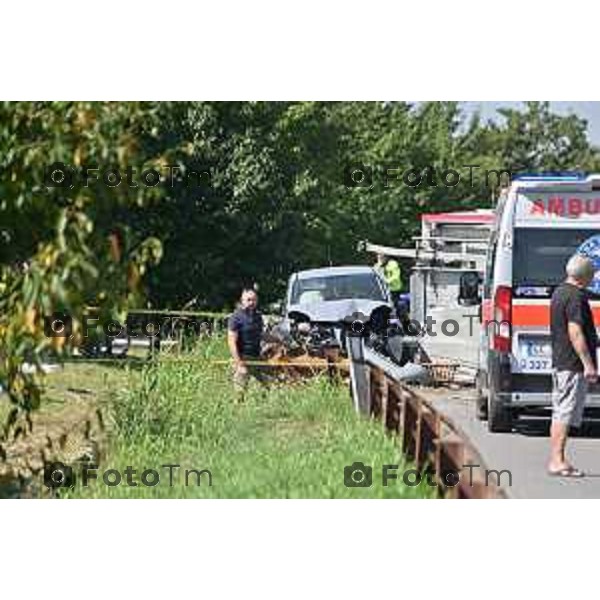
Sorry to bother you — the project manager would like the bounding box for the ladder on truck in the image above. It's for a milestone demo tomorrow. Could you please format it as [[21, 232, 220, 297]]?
[[360, 237, 487, 271]]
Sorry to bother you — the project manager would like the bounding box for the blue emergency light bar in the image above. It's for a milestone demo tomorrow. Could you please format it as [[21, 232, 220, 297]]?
[[513, 172, 587, 181]]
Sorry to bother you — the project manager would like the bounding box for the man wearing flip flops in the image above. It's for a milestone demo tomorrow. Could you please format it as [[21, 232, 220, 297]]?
[[549, 254, 599, 478]]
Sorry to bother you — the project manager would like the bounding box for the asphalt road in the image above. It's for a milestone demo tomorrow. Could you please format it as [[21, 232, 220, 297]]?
[[424, 389, 600, 498]]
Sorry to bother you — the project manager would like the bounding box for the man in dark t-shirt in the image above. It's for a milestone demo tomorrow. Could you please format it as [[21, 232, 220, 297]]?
[[548, 254, 598, 477], [227, 287, 267, 396], [551, 284, 598, 373]]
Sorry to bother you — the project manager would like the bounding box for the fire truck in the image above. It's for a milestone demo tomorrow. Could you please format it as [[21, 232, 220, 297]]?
[[363, 209, 494, 367]]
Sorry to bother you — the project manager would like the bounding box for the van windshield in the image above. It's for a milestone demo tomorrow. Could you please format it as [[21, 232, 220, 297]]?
[[513, 227, 600, 296], [291, 273, 386, 304]]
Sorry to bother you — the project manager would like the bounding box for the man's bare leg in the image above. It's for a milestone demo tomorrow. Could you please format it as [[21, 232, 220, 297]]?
[[548, 420, 570, 472]]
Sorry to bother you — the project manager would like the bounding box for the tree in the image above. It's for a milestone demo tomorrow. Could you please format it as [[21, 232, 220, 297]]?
[[0, 101, 163, 446]]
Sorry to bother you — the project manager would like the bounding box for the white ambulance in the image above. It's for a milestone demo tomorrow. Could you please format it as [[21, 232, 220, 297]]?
[[471, 174, 600, 432]]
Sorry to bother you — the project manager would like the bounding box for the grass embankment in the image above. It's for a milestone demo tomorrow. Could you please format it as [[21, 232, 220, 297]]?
[[53, 339, 434, 498], [0, 361, 130, 440], [1, 360, 133, 498]]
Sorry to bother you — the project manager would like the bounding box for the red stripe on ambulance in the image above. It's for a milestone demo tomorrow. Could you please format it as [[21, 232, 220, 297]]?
[[512, 304, 600, 327]]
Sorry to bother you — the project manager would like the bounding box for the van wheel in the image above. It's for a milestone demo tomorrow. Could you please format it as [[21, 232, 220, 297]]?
[[487, 392, 513, 433], [476, 370, 488, 421]]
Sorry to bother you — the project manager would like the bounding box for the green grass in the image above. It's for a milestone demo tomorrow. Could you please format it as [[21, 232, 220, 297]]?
[[57, 338, 434, 498]]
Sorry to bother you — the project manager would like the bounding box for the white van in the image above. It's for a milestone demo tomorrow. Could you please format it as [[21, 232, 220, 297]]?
[[472, 174, 600, 432]]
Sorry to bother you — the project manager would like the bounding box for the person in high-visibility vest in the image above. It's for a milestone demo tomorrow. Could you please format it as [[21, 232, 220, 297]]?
[[375, 253, 402, 311]]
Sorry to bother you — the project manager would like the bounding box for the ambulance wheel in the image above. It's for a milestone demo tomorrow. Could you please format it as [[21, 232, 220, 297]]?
[[487, 392, 513, 433], [476, 370, 488, 420]]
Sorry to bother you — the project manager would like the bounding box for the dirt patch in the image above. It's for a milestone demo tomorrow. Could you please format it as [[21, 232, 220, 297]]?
[[0, 362, 127, 498], [0, 398, 106, 498]]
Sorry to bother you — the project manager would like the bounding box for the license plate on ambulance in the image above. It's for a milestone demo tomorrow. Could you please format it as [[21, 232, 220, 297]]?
[[518, 336, 552, 372]]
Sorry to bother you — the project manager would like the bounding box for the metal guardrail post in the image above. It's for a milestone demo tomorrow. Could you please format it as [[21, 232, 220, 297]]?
[[346, 341, 506, 498], [346, 336, 371, 415]]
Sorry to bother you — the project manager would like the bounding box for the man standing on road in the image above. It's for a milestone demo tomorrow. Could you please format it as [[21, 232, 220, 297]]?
[[548, 254, 598, 477], [375, 253, 402, 310], [227, 287, 268, 398]]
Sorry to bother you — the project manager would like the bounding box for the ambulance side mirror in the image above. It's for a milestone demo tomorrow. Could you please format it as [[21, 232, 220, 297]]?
[[458, 271, 481, 306]]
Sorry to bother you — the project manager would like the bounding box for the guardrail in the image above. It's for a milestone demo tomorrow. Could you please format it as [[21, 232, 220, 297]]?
[[77, 309, 282, 358], [121, 309, 280, 338], [347, 337, 505, 499]]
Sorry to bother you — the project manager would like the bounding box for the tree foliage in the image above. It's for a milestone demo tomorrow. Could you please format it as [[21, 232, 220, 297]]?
[[0, 102, 164, 444]]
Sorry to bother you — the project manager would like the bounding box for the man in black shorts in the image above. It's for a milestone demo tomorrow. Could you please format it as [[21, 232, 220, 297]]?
[[549, 254, 598, 477], [227, 287, 268, 398]]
